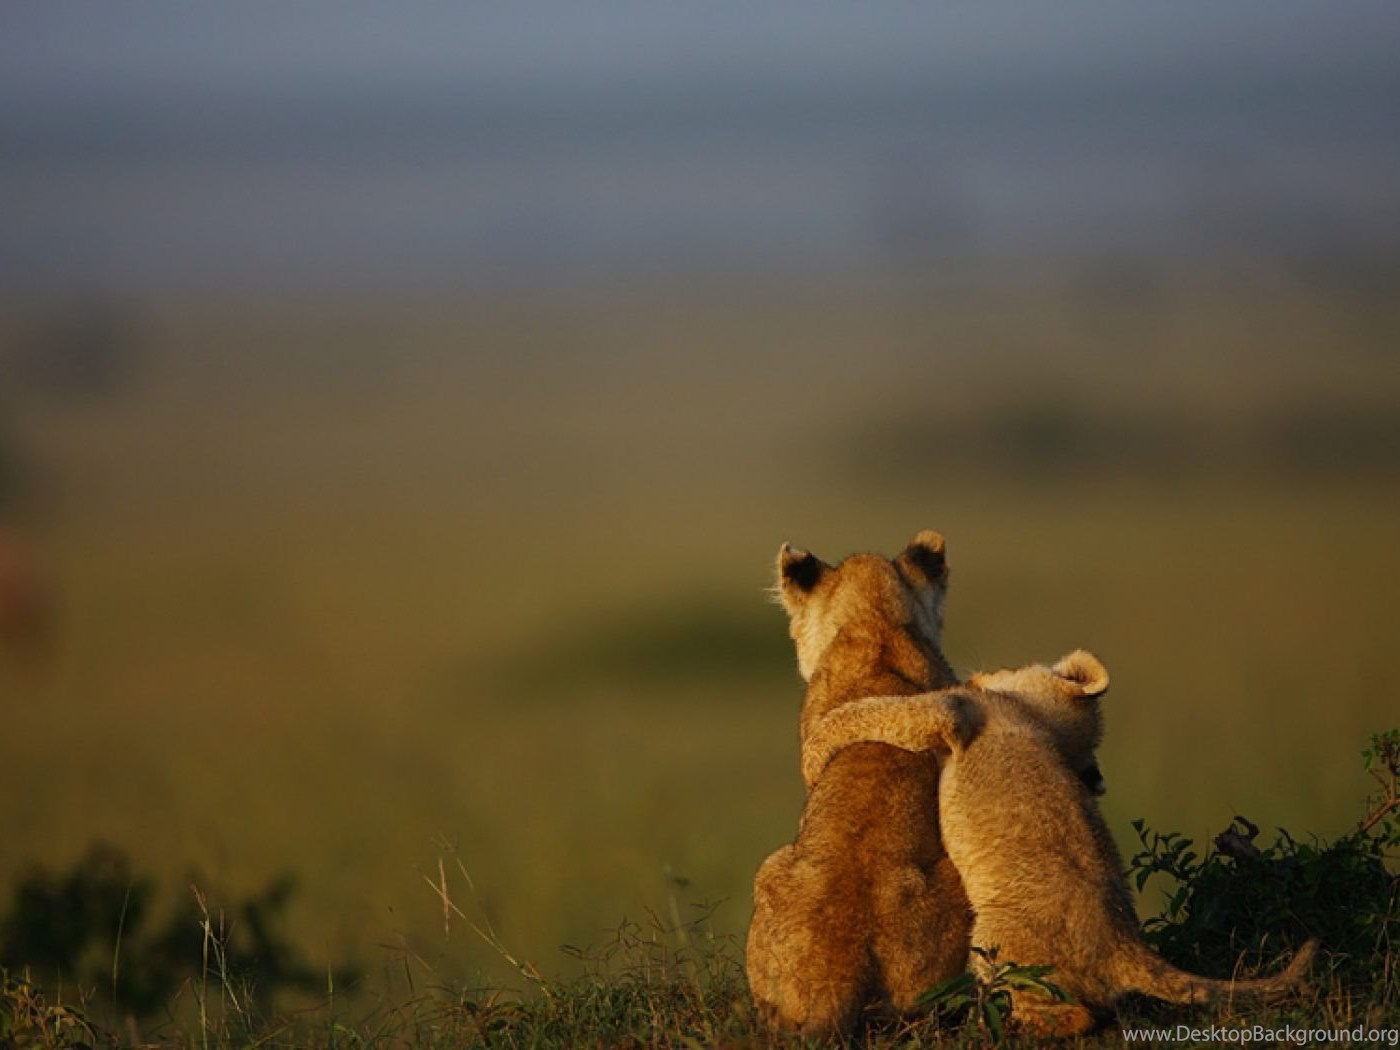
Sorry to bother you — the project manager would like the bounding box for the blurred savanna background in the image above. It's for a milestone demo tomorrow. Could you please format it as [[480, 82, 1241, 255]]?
[[1, 2, 1398, 1018]]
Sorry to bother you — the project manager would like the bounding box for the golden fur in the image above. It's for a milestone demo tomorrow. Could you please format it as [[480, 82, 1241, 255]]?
[[800, 651, 1108, 791], [802, 652, 1316, 1035], [745, 530, 969, 1035]]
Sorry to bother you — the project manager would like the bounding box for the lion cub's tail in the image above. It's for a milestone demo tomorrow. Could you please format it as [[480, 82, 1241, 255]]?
[[800, 690, 981, 789], [1114, 936, 1318, 1006]]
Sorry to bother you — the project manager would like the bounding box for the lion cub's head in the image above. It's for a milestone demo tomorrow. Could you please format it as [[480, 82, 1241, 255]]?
[[775, 530, 949, 681], [969, 650, 1110, 795]]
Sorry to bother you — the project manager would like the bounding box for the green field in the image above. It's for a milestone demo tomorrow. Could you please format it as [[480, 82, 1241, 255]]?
[[1, 275, 1398, 1032]]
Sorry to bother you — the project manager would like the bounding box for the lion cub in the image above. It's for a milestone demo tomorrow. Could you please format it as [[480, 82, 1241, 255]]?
[[803, 652, 1317, 1035], [746, 531, 971, 1035]]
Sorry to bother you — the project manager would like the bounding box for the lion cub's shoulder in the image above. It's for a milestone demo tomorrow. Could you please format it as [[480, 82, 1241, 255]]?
[[800, 650, 1109, 791]]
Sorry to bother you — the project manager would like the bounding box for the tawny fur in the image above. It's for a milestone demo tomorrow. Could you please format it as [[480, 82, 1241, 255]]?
[[800, 651, 1108, 791], [802, 653, 1317, 1035], [745, 530, 970, 1036]]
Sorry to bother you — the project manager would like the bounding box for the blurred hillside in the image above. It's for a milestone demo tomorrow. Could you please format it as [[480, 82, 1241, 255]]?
[[1, 274, 1398, 994]]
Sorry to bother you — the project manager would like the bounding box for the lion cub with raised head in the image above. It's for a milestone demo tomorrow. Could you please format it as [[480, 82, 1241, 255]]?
[[746, 530, 970, 1035], [804, 652, 1317, 1035]]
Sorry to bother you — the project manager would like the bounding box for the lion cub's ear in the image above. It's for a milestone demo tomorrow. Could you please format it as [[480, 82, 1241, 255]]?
[[1053, 649, 1110, 698], [776, 542, 829, 608], [896, 529, 948, 585]]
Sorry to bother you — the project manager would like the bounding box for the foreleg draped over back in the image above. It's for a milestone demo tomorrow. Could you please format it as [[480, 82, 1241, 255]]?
[[800, 690, 982, 789]]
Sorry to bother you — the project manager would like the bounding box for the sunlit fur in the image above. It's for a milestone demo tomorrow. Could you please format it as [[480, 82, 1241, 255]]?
[[746, 530, 968, 1036], [802, 652, 1316, 1036]]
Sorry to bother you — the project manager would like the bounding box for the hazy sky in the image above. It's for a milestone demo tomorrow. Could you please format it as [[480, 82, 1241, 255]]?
[[4, 4, 1399, 291], [6, 4, 1399, 99]]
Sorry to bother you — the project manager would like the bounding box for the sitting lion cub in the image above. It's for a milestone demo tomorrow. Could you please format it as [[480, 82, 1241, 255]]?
[[746, 531, 970, 1035], [803, 652, 1317, 1036]]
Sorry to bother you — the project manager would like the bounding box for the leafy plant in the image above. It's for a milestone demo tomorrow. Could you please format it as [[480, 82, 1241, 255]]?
[[0, 968, 103, 1049], [1128, 730, 1400, 1008], [917, 947, 1070, 1042], [1360, 728, 1400, 846]]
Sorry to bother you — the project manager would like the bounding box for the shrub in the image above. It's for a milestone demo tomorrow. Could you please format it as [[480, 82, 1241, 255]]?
[[1128, 730, 1399, 1011], [0, 843, 356, 1022]]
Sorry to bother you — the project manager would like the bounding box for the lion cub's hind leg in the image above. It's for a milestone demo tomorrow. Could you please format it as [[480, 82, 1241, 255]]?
[[747, 846, 871, 1034], [872, 860, 971, 1016], [1013, 997, 1098, 1038], [746, 846, 792, 1028], [966, 943, 1098, 1037]]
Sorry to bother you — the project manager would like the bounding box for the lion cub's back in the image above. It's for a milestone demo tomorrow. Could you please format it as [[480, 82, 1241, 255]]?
[[940, 709, 1127, 914], [801, 742, 943, 863]]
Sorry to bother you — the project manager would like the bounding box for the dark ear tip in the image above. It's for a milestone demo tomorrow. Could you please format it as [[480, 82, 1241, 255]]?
[[779, 543, 825, 592], [901, 529, 948, 578]]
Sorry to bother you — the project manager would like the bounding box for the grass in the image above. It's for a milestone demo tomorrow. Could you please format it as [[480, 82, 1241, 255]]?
[[9, 729, 1396, 1045], [0, 274, 1398, 1041], [2, 809, 1395, 1048]]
